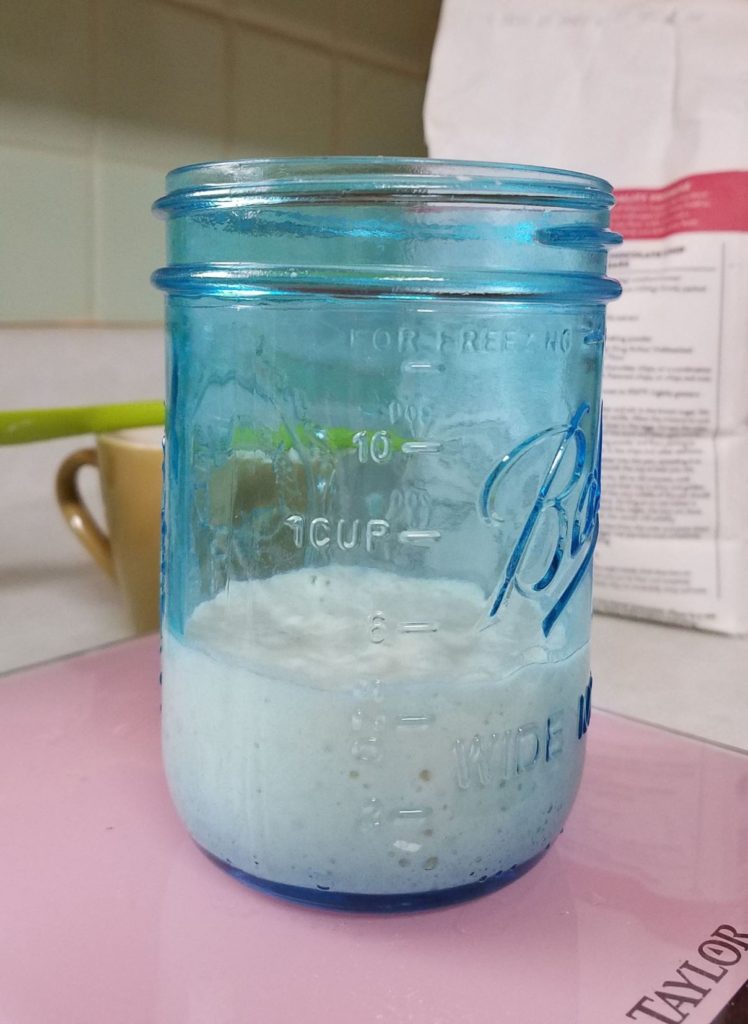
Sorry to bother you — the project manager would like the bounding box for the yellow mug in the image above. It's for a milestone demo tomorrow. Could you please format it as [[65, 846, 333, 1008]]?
[[56, 427, 163, 634]]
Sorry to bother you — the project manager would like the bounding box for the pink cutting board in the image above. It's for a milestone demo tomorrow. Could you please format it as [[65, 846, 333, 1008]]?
[[0, 636, 746, 1024]]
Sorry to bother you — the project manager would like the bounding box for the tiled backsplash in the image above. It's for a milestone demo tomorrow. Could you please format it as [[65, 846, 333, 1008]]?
[[0, 0, 440, 324]]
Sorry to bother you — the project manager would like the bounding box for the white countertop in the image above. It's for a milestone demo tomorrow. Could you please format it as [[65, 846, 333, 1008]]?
[[591, 613, 747, 751]]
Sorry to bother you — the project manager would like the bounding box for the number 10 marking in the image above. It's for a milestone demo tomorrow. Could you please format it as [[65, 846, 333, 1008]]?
[[353, 430, 391, 464]]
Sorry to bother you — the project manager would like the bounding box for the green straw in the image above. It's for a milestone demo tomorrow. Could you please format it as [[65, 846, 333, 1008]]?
[[0, 400, 164, 445], [0, 402, 411, 454], [233, 424, 407, 453]]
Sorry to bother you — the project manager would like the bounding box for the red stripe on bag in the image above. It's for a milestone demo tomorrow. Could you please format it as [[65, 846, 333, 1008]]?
[[611, 171, 748, 240]]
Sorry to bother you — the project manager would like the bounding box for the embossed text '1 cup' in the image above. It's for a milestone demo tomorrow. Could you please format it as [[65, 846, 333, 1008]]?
[[152, 158, 621, 912]]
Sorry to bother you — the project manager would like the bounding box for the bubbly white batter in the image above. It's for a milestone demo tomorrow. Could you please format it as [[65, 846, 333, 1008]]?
[[162, 565, 588, 895]]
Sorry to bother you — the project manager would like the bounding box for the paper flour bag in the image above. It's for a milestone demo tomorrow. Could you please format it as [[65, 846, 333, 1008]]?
[[425, 0, 748, 634]]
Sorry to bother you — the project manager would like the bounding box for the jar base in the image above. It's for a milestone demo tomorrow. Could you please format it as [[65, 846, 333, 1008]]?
[[198, 844, 551, 913]]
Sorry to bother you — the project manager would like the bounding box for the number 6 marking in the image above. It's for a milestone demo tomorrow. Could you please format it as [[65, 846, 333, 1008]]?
[[369, 612, 386, 644]]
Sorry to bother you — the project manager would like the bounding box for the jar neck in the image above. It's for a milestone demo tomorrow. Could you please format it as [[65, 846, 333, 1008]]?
[[153, 158, 621, 301]]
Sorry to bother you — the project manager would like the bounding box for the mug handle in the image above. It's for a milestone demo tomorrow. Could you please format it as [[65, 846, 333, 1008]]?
[[55, 448, 116, 579]]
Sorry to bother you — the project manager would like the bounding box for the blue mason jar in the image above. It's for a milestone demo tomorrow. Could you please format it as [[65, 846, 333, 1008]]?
[[153, 158, 621, 912]]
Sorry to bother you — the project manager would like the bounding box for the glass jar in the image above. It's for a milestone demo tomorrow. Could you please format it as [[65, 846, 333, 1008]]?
[[153, 158, 621, 911]]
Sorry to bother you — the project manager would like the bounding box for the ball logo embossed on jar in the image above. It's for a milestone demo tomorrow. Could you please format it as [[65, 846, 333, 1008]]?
[[481, 402, 602, 637]]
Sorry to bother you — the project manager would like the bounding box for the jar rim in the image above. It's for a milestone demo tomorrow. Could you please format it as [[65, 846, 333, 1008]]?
[[154, 156, 615, 218]]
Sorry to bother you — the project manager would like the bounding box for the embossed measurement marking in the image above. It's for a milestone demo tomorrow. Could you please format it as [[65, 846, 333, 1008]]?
[[402, 361, 445, 373], [358, 797, 383, 832], [389, 807, 433, 820], [398, 529, 441, 545], [398, 621, 439, 634], [401, 440, 442, 455], [352, 663, 437, 833], [350, 678, 386, 763], [285, 515, 389, 552], [352, 429, 391, 464], [396, 715, 436, 729]]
